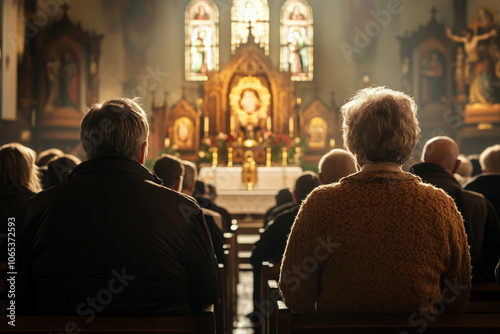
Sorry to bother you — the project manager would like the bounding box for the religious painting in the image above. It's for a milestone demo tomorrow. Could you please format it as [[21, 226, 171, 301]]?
[[229, 76, 271, 131], [45, 49, 80, 112], [446, 6, 500, 104], [280, 0, 313, 81], [185, 0, 219, 81], [173, 117, 194, 150], [307, 117, 327, 149], [420, 49, 446, 105], [231, 0, 269, 55]]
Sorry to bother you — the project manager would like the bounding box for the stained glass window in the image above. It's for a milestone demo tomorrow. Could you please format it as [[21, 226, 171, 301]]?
[[185, 0, 219, 81], [280, 0, 313, 81], [231, 0, 269, 55]]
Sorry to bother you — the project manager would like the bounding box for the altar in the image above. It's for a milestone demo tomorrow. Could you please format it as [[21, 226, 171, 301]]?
[[199, 166, 303, 214]]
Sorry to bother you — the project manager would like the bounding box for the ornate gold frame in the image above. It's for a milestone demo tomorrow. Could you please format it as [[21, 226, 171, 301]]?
[[229, 76, 271, 124]]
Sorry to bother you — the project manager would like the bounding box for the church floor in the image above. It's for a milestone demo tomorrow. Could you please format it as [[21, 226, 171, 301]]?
[[234, 270, 255, 334]]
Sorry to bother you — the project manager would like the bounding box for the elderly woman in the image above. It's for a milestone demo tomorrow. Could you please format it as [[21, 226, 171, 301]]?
[[279, 87, 471, 314]]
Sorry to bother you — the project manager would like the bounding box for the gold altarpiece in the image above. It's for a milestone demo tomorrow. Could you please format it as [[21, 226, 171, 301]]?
[[203, 37, 295, 138]]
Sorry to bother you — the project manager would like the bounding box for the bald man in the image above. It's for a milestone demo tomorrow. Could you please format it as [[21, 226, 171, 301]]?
[[318, 149, 358, 185], [410, 136, 500, 282]]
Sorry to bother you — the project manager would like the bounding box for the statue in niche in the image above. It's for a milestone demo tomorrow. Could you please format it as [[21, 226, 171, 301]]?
[[420, 51, 445, 104], [454, 46, 467, 102], [446, 27, 497, 104], [46, 51, 62, 110]]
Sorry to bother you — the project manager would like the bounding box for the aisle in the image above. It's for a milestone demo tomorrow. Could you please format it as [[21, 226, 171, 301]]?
[[234, 270, 254, 333]]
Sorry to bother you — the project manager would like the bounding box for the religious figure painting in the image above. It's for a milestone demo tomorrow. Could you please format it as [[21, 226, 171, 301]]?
[[231, 0, 269, 55], [446, 6, 500, 104], [308, 117, 327, 149], [174, 117, 194, 149], [280, 0, 313, 81], [185, 0, 219, 81], [45, 50, 80, 111], [420, 50, 446, 105]]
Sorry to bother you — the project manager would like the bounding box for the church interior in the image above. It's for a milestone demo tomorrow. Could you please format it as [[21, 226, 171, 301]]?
[[1, 0, 500, 333]]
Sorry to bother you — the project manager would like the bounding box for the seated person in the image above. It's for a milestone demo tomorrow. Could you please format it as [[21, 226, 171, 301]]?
[[153, 154, 184, 191], [411, 137, 500, 282], [250, 171, 319, 324], [280, 87, 471, 313], [36, 148, 64, 189], [318, 148, 357, 185], [18, 97, 219, 316], [46, 154, 81, 187], [193, 180, 232, 232], [263, 188, 294, 228], [464, 145, 500, 217], [0, 143, 42, 261], [181, 161, 225, 264]]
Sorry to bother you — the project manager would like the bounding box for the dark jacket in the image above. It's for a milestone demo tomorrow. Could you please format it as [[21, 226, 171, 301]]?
[[251, 205, 299, 267], [464, 174, 500, 218], [18, 157, 219, 316], [411, 162, 500, 282], [0, 186, 35, 261]]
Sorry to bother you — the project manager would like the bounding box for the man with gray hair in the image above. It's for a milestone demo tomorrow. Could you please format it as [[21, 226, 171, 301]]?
[[318, 148, 357, 185], [411, 136, 500, 282], [465, 144, 500, 217], [18, 97, 219, 316]]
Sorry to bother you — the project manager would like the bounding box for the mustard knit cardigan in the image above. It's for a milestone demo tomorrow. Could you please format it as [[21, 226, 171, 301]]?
[[279, 170, 471, 314]]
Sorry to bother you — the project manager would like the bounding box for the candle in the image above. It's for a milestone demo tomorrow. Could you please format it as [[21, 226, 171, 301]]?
[[164, 138, 170, 148], [204, 116, 209, 134], [289, 117, 294, 134], [266, 116, 271, 131], [330, 139, 336, 148], [230, 116, 235, 133], [296, 98, 302, 106]]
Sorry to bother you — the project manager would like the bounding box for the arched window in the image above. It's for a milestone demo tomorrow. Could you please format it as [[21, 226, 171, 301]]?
[[185, 0, 219, 81], [231, 0, 269, 55], [280, 0, 313, 81]]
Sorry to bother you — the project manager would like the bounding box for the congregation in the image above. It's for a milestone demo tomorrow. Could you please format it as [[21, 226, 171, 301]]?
[[1, 87, 500, 331]]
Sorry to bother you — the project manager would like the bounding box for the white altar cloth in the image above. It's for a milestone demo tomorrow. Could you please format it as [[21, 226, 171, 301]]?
[[198, 166, 303, 214]]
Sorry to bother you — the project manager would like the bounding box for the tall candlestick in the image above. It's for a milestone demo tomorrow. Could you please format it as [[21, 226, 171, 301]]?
[[266, 117, 271, 131], [289, 117, 294, 136], [230, 116, 235, 133], [204, 117, 209, 137]]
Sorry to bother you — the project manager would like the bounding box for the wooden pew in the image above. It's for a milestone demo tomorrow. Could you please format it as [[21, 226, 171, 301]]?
[[470, 281, 500, 301], [276, 302, 500, 333], [223, 231, 238, 332], [264, 279, 500, 334], [217, 263, 226, 334], [259, 262, 280, 334], [0, 305, 216, 333]]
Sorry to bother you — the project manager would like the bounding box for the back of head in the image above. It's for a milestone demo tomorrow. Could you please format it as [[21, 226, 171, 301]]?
[[421, 136, 459, 174], [182, 160, 198, 195], [194, 180, 206, 196], [153, 154, 185, 189], [47, 154, 82, 187], [276, 188, 293, 206], [480, 144, 500, 173], [295, 171, 320, 204], [455, 154, 473, 178], [341, 86, 420, 166], [36, 148, 64, 167], [81, 97, 149, 162], [318, 149, 357, 184], [0, 143, 42, 193]]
